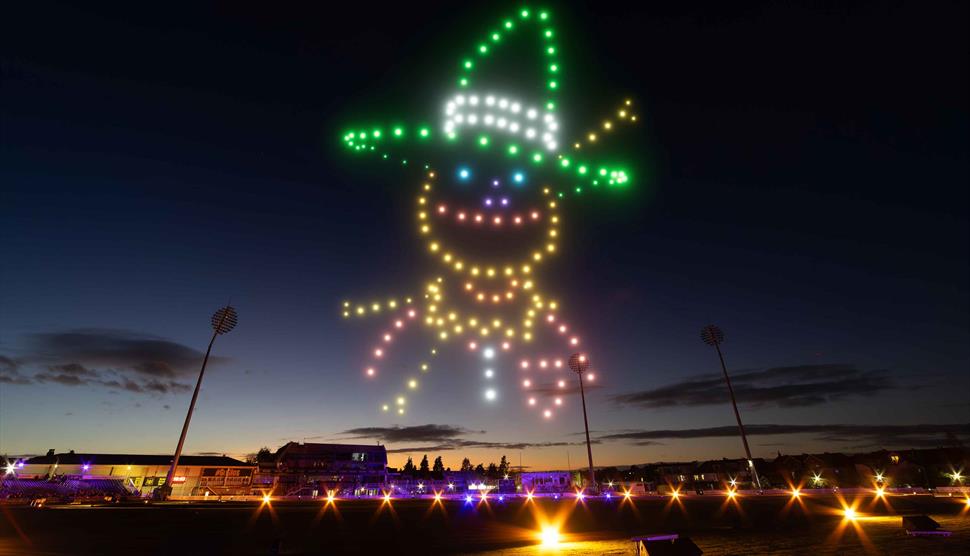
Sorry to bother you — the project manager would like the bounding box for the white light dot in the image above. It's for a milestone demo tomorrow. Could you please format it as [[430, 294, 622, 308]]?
[[483, 347, 495, 359], [469, 95, 479, 106], [456, 95, 466, 105], [485, 389, 497, 401], [484, 114, 494, 125], [544, 113, 554, 123], [497, 118, 507, 128], [525, 128, 537, 139], [484, 369, 494, 378], [527, 108, 538, 119], [468, 114, 478, 125], [486, 95, 495, 106], [510, 102, 521, 113], [509, 122, 520, 133]]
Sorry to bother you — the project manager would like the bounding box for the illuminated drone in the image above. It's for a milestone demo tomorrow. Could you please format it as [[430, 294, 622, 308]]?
[[339, 7, 639, 420]]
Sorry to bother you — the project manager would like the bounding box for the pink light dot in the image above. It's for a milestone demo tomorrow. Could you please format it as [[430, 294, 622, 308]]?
[[547, 314, 555, 322], [468, 341, 478, 351], [493, 216, 502, 225], [501, 342, 511, 350], [521, 360, 529, 369], [374, 349, 384, 358], [543, 409, 552, 418], [474, 214, 483, 223], [458, 212, 466, 220], [407, 310, 416, 318], [528, 397, 537, 406], [554, 397, 562, 405], [555, 360, 563, 368], [570, 337, 579, 345], [558, 380, 566, 388], [514, 216, 523, 225], [366, 368, 375, 376], [523, 379, 531, 387], [383, 334, 392, 342], [587, 373, 595, 381], [558, 325, 567, 333], [531, 211, 540, 220], [540, 360, 548, 368], [394, 320, 403, 328]]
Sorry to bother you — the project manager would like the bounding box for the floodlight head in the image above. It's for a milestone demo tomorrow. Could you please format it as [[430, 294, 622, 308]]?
[[568, 353, 589, 374], [211, 306, 238, 335], [700, 324, 724, 346]]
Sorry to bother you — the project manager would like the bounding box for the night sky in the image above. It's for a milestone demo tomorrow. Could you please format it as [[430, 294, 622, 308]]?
[[2, 1, 967, 469]]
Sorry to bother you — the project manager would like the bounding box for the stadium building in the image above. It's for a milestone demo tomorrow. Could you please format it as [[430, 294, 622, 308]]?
[[13, 450, 254, 497], [255, 442, 387, 496]]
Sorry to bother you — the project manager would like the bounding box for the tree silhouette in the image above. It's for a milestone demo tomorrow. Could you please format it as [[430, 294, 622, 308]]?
[[419, 455, 430, 478], [498, 455, 509, 477], [432, 456, 445, 479], [461, 458, 473, 472], [474, 463, 485, 476], [402, 457, 415, 477]]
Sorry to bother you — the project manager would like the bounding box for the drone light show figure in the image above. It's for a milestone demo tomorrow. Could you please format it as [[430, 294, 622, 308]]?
[[338, 7, 639, 421]]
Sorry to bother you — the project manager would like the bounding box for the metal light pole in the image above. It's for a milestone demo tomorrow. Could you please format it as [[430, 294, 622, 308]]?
[[700, 325, 762, 490], [156, 305, 238, 500], [568, 353, 596, 491]]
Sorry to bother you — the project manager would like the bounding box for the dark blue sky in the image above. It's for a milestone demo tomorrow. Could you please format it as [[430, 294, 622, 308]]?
[[1, 1, 967, 468]]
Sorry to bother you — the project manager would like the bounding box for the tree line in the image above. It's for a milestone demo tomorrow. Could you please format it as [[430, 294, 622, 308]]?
[[397, 455, 511, 480]]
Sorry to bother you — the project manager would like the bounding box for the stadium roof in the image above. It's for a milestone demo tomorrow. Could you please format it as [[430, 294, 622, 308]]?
[[24, 452, 249, 467]]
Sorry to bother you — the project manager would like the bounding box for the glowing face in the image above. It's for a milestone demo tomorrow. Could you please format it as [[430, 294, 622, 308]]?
[[338, 7, 636, 419]]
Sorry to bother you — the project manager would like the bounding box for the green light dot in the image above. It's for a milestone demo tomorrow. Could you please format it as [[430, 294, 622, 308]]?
[[492, 32, 501, 42], [532, 153, 543, 163], [508, 144, 519, 155], [540, 11, 549, 20], [464, 60, 473, 69], [578, 165, 587, 175], [360, 132, 367, 139], [545, 29, 553, 38], [546, 102, 555, 110], [547, 47, 556, 55], [575, 187, 582, 193], [560, 158, 570, 167], [557, 191, 564, 198], [348, 132, 356, 139], [549, 64, 558, 72], [479, 44, 488, 54], [419, 128, 429, 138], [548, 81, 557, 89], [382, 154, 388, 159], [504, 20, 513, 29], [373, 130, 381, 138], [521, 9, 530, 18], [447, 132, 457, 141], [401, 159, 407, 165], [599, 168, 608, 176], [478, 135, 489, 147], [460, 78, 468, 87], [393, 127, 403, 137]]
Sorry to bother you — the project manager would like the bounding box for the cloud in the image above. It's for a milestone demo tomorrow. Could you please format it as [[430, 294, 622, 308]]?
[[341, 424, 481, 443], [340, 424, 597, 454], [0, 328, 206, 395], [598, 423, 970, 448], [611, 364, 896, 410], [27, 329, 215, 378]]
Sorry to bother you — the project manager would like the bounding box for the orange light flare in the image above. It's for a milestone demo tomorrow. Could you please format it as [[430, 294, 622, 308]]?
[[313, 490, 343, 524], [781, 482, 808, 517], [825, 495, 876, 551], [248, 490, 279, 527], [423, 489, 448, 519]]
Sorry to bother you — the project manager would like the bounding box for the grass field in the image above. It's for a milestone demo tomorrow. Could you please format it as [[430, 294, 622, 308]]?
[[1, 494, 967, 555]]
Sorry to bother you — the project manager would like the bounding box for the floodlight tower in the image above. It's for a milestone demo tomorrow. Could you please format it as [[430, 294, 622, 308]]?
[[156, 305, 238, 500], [568, 353, 596, 491], [700, 325, 762, 490]]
